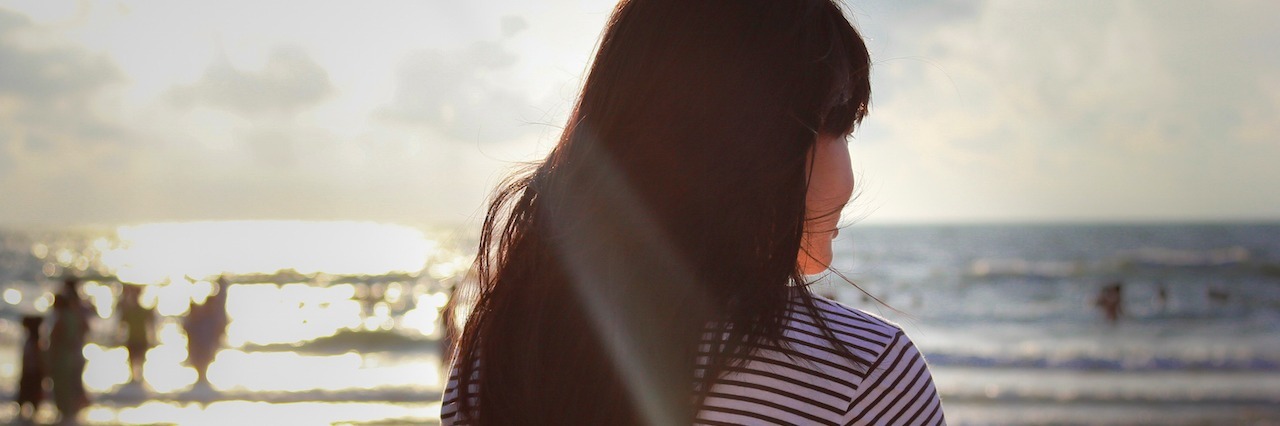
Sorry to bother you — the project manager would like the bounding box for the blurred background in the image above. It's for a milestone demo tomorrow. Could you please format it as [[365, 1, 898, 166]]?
[[1, 0, 1278, 424]]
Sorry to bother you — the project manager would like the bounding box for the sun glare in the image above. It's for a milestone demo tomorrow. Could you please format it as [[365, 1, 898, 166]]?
[[100, 400, 443, 426], [225, 283, 363, 347], [11, 219, 464, 423], [103, 221, 435, 283]]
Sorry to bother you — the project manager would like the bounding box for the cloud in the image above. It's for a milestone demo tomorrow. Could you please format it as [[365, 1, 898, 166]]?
[[0, 4, 556, 226], [0, 7, 124, 154], [0, 7, 127, 176], [163, 46, 339, 168], [0, 14, 118, 101], [501, 15, 529, 38], [379, 40, 545, 144], [1234, 75, 1280, 146], [4, 1, 1276, 225], [849, 0, 1280, 221], [170, 46, 334, 115], [0, 7, 135, 225], [872, 1, 1280, 150]]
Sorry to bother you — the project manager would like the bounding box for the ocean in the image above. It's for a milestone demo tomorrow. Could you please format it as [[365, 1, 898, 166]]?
[[822, 223, 1280, 424], [1, 222, 1278, 425]]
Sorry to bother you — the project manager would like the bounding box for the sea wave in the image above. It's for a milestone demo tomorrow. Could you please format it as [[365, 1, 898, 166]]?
[[926, 350, 1280, 372], [968, 259, 1083, 278], [966, 245, 1270, 280], [1120, 246, 1251, 267]]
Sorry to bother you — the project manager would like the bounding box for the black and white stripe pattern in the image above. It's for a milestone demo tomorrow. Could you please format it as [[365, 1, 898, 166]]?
[[693, 296, 944, 425], [441, 294, 945, 425]]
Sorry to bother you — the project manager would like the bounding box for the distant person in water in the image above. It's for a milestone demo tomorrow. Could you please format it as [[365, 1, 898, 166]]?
[[117, 285, 154, 384], [49, 277, 92, 423], [184, 276, 229, 387], [1155, 283, 1168, 312], [1207, 283, 1229, 305], [1095, 281, 1124, 324], [16, 315, 47, 421]]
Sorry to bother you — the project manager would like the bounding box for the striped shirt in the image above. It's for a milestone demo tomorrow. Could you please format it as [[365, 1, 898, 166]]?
[[442, 293, 945, 425]]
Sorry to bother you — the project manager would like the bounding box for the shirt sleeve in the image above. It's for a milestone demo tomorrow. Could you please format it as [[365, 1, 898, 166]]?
[[844, 330, 946, 426], [440, 370, 461, 425], [440, 353, 484, 426]]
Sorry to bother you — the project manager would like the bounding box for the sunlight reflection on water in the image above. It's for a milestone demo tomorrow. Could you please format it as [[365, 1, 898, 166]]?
[[1, 221, 468, 424], [227, 283, 364, 346], [84, 400, 442, 426], [84, 346, 443, 395], [104, 221, 435, 282]]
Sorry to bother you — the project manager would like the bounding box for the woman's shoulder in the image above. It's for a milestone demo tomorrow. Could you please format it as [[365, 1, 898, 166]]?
[[783, 291, 906, 355], [778, 291, 946, 425], [695, 292, 944, 425]]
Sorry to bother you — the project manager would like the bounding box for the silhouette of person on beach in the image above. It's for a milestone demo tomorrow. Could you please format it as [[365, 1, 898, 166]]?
[[1095, 281, 1124, 324], [117, 285, 154, 384], [183, 276, 229, 388], [16, 315, 47, 422], [48, 277, 92, 424]]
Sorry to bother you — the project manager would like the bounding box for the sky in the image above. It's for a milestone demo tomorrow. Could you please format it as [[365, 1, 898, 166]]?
[[0, 0, 1277, 227]]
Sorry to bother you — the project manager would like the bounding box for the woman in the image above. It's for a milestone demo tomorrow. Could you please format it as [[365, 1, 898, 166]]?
[[442, 1, 944, 424], [184, 276, 229, 388], [16, 316, 46, 421], [118, 284, 155, 384], [49, 277, 92, 423]]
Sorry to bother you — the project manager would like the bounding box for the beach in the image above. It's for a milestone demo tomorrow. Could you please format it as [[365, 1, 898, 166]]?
[[2, 222, 1279, 424]]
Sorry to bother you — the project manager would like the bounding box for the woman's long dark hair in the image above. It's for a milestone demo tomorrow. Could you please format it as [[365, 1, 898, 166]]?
[[448, 0, 871, 424]]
